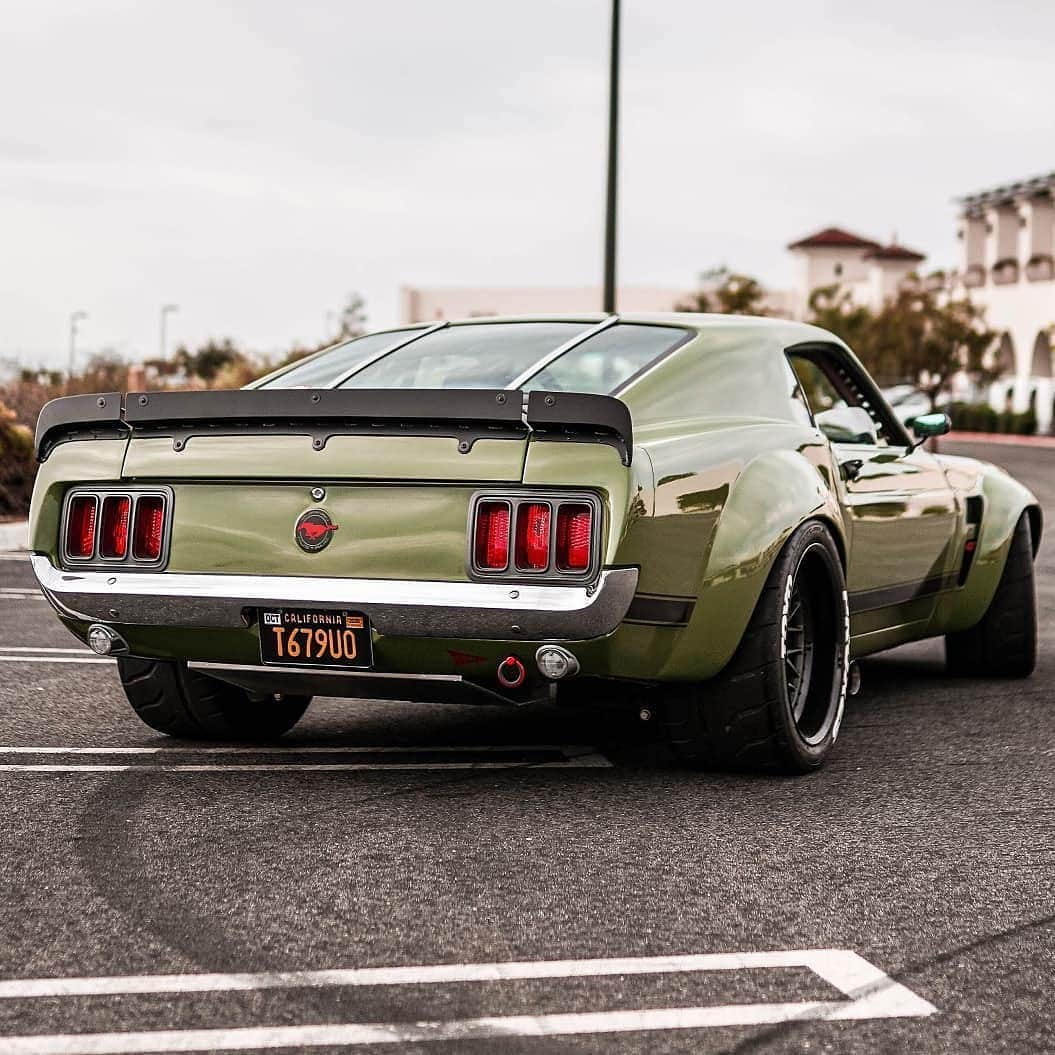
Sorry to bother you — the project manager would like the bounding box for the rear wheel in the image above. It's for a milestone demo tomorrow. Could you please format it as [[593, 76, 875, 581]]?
[[117, 657, 311, 740], [945, 513, 1037, 678], [663, 521, 849, 774]]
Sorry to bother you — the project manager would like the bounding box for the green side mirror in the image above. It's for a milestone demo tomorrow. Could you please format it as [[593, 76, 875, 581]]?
[[911, 412, 951, 439]]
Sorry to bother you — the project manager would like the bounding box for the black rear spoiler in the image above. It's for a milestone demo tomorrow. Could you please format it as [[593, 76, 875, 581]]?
[[36, 389, 634, 464]]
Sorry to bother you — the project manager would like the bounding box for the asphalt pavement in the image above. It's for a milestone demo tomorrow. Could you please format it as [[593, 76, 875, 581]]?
[[0, 439, 1052, 1054]]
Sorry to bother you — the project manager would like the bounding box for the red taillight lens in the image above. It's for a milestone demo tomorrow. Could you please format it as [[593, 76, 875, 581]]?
[[556, 504, 592, 571], [99, 496, 131, 559], [132, 496, 165, 561], [474, 501, 510, 570], [515, 502, 551, 571], [66, 496, 97, 559]]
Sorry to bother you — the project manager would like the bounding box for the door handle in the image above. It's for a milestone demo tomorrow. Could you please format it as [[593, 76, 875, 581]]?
[[840, 458, 865, 482]]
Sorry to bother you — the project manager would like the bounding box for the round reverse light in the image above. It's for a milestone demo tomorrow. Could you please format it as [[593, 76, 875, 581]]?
[[535, 646, 580, 680], [87, 624, 118, 656]]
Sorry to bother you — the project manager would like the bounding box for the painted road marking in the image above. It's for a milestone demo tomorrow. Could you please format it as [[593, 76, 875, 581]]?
[[0, 744, 603, 755], [0, 743, 612, 770], [0, 951, 936, 1052], [0, 646, 109, 665], [0, 657, 114, 665], [0, 760, 610, 771], [0, 647, 95, 654]]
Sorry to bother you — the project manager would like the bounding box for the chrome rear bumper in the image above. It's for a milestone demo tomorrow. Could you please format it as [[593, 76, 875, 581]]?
[[31, 555, 638, 641]]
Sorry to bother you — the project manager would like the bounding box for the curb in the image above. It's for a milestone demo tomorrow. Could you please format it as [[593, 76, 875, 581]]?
[[946, 431, 1055, 450], [0, 521, 28, 551]]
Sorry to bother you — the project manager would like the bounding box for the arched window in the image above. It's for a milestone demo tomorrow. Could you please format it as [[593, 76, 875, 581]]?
[[993, 333, 1016, 376], [1030, 331, 1053, 379]]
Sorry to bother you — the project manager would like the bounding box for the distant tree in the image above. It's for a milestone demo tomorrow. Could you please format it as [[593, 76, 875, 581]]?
[[809, 283, 998, 406], [78, 352, 129, 392], [807, 285, 880, 370], [874, 288, 998, 409], [336, 292, 368, 339], [173, 338, 246, 384], [675, 267, 769, 316]]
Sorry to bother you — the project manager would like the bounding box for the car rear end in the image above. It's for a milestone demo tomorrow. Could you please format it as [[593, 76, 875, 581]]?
[[29, 385, 646, 708]]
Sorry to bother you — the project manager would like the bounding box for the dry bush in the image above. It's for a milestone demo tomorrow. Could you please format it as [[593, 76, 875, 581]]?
[[0, 400, 35, 519]]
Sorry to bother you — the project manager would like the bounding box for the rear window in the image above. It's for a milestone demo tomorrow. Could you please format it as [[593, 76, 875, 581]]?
[[259, 329, 420, 389], [520, 324, 688, 395], [339, 322, 590, 390], [261, 320, 692, 394]]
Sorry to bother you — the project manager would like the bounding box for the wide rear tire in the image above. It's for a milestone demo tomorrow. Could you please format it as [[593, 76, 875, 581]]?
[[945, 513, 1037, 678], [117, 657, 311, 740], [663, 521, 849, 774]]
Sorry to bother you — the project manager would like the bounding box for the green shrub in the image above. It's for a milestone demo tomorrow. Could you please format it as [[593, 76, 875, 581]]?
[[948, 401, 1036, 435]]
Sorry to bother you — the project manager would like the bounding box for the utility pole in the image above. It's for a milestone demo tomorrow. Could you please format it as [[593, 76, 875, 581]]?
[[159, 303, 179, 360], [602, 0, 621, 314], [67, 311, 88, 380]]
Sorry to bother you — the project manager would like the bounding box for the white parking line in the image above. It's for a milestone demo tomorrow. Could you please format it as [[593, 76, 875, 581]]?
[[0, 744, 602, 755], [0, 657, 113, 665], [0, 950, 937, 1053], [0, 743, 613, 771], [0, 760, 610, 772], [0, 647, 95, 654]]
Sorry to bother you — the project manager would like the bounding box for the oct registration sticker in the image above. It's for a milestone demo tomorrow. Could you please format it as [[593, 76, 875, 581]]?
[[259, 609, 373, 669]]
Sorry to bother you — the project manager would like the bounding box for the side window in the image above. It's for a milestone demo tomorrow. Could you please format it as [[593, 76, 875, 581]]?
[[788, 351, 898, 446], [781, 355, 814, 427]]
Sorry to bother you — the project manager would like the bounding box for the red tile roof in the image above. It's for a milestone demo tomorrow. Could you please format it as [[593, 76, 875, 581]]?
[[864, 243, 925, 262], [787, 226, 880, 250]]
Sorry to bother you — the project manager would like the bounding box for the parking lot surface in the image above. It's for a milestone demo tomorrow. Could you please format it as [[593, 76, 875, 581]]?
[[0, 440, 1052, 1053]]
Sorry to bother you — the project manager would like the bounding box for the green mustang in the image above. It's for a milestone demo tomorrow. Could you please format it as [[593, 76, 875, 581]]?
[[29, 314, 1041, 772]]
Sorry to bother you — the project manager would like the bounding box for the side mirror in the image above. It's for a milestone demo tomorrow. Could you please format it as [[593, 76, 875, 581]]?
[[911, 412, 951, 440]]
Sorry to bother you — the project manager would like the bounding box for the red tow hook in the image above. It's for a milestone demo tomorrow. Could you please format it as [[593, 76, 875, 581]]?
[[496, 655, 526, 689]]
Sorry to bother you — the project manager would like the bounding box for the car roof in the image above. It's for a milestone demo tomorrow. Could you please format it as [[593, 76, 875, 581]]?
[[385, 312, 849, 351]]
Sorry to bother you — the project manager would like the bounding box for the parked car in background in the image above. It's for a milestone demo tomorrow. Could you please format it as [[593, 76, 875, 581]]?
[[30, 314, 1041, 773], [881, 384, 936, 427]]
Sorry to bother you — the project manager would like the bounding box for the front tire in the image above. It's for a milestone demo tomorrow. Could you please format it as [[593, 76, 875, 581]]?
[[117, 658, 311, 740], [663, 521, 849, 774], [945, 513, 1037, 678]]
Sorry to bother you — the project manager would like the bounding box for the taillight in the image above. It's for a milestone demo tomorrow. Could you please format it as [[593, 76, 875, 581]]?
[[474, 501, 510, 570], [65, 496, 98, 559], [556, 504, 592, 571], [132, 496, 165, 561], [515, 502, 551, 570], [99, 496, 131, 559]]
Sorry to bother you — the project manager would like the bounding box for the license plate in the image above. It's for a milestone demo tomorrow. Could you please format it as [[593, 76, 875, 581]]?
[[259, 609, 373, 669]]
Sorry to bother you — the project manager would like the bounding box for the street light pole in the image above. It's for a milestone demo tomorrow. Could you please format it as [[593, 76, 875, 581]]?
[[159, 304, 179, 360], [603, 0, 621, 314], [67, 311, 88, 381]]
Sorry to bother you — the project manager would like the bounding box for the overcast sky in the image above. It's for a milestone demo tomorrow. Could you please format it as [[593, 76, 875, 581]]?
[[2, 0, 1053, 369]]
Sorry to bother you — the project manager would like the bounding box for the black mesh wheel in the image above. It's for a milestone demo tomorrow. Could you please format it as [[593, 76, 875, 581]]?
[[662, 520, 849, 774]]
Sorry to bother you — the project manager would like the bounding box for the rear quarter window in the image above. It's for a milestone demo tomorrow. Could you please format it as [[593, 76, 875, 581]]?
[[259, 329, 420, 389], [521, 324, 690, 395]]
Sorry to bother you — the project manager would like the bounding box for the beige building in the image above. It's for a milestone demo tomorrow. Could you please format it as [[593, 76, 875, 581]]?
[[399, 285, 691, 323], [400, 228, 921, 329], [785, 226, 925, 318], [948, 172, 1055, 432]]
